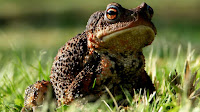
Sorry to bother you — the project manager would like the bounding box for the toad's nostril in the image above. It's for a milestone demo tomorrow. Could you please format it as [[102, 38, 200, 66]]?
[[139, 2, 154, 19], [147, 5, 154, 16]]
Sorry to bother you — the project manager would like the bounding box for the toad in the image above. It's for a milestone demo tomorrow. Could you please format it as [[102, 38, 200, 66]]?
[[22, 2, 156, 111]]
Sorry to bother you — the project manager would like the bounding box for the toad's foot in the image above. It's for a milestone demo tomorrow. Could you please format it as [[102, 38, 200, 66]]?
[[21, 80, 55, 112]]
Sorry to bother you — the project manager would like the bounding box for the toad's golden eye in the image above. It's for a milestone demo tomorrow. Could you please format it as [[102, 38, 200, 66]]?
[[106, 8, 118, 20]]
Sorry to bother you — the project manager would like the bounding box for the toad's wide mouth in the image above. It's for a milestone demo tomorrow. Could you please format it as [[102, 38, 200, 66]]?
[[99, 25, 155, 52]]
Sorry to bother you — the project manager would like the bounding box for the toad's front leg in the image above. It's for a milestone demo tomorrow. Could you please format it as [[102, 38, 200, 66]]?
[[50, 56, 101, 106]]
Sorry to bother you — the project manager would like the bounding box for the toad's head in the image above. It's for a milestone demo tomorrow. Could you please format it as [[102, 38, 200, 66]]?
[[86, 2, 156, 53]]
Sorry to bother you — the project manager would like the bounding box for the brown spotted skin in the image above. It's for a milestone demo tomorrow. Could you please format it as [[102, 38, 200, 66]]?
[[23, 2, 156, 109], [50, 32, 102, 105]]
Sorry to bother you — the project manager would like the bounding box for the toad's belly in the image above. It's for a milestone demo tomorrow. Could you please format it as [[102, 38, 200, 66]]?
[[89, 51, 145, 94]]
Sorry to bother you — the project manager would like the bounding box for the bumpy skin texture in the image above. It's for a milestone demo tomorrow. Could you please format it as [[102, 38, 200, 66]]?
[[50, 32, 101, 105], [22, 2, 156, 110]]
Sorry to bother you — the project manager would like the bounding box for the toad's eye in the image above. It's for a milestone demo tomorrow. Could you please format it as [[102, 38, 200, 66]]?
[[105, 5, 120, 23], [106, 8, 118, 20]]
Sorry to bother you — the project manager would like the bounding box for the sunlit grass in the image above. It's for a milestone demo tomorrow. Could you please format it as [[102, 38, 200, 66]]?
[[0, 22, 200, 112], [0, 36, 199, 111]]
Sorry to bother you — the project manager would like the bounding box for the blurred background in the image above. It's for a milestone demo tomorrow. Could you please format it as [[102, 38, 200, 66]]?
[[0, 0, 199, 67]]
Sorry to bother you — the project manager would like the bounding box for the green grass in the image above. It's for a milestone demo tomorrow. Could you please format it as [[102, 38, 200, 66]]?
[[0, 26, 199, 112]]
